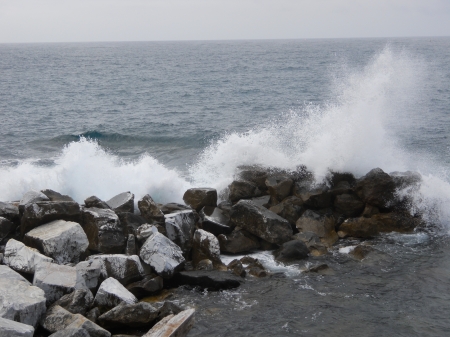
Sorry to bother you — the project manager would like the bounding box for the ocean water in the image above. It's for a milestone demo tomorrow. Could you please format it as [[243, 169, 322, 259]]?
[[1, 37, 450, 336]]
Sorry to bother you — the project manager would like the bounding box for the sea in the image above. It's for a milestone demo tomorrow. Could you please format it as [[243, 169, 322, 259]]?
[[1, 37, 450, 336]]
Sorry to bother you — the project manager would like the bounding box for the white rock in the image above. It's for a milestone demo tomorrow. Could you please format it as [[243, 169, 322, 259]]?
[[143, 308, 195, 337], [0, 317, 35, 337], [76, 260, 103, 290], [24, 220, 89, 264], [140, 232, 185, 278], [136, 223, 159, 242], [0, 265, 30, 283], [94, 277, 137, 310], [164, 210, 196, 254], [106, 191, 134, 213], [19, 191, 49, 209], [192, 229, 221, 265], [3, 239, 53, 274]]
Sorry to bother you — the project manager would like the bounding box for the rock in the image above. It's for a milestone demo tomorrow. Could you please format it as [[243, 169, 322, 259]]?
[[199, 206, 232, 236], [41, 189, 75, 202], [125, 234, 136, 255], [143, 308, 195, 337], [230, 200, 293, 245], [138, 195, 165, 223], [84, 196, 110, 210], [218, 228, 260, 254], [303, 263, 334, 275], [0, 266, 46, 327], [33, 262, 85, 305], [24, 220, 89, 264], [164, 210, 197, 254], [117, 212, 147, 235], [192, 229, 222, 267], [296, 210, 338, 247], [269, 196, 305, 225], [274, 240, 309, 262], [196, 259, 213, 271], [337, 217, 379, 238], [227, 259, 246, 277], [19, 191, 49, 213], [334, 193, 365, 218], [362, 204, 380, 218], [106, 192, 134, 213], [371, 212, 419, 233], [126, 276, 163, 299], [160, 203, 192, 215], [76, 260, 103, 290], [86, 307, 100, 323], [41, 305, 111, 337], [217, 201, 233, 213], [87, 254, 151, 286], [390, 171, 422, 191], [355, 168, 396, 208], [53, 288, 94, 316], [4, 239, 53, 274], [228, 180, 261, 203], [0, 216, 17, 243], [0, 317, 34, 337], [238, 167, 269, 192], [135, 224, 159, 244], [139, 232, 185, 278], [329, 180, 353, 196], [182, 188, 217, 212], [265, 176, 293, 204], [94, 278, 137, 311], [82, 208, 126, 254], [171, 271, 241, 290], [48, 328, 90, 337], [250, 195, 271, 208], [21, 201, 81, 236], [294, 183, 333, 209], [293, 232, 328, 256], [349, 245, 374, 260], [0, 201, 20, 225]]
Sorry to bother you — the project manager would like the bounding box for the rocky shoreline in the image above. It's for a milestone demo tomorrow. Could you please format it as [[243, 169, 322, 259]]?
[[0, 166, 424, 336]]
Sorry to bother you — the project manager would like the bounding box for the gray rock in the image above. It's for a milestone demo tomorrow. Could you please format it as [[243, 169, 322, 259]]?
[[21, 201, 81, 236], [98, 302, 160, 329], [172, 271, 241, 290], [337, 217, 379, 238], [230, 200, 293, 245], [85, 307, 100, 323], [139, 232, 185, 278], [135, 224, 159, 244], [237, 167, 269, 192], [138, 195, 165, 223], [0, 201, 20, 225], [53, 288, 94, 315], [41, 189, 75, 202], [269, 196, 305, 225], [250, 195, 271, 208], [126, 276, 163, 299], [0, 317, 34, 337], [19, 191, 49, 212], [76, 260, 103, 290], [228, 180, 261, 203], [218, 228, 260, 254], [164, 210, 197, 254], [0, 216, 16, 243], [84, 196, 110, 210], [48, 328, 90, 337], [355, 168, 396, 208], [192, 229, 222, 267], [227, 259, 246, 277], [106, 192, 134, 213], [334, 193, 365, 218], [82, 207, 126, 254], [33, 262, 85, 305], [293, 232, 328, 256], [4, 239, 53, 274], [125, 234, 136, 255], [0, 266, 46, 328], [296, 210, 338, 247], [117, 212, 146, 235], [24, 220, 89, 264], [94, 277, 137, 310], [265, 176, 293, 204], [294, 183, 333, 209], [182, 188, 217, 212], [274, 240, 309, 262], [160, 203, 191, 214], [199, 206, 232, 236]]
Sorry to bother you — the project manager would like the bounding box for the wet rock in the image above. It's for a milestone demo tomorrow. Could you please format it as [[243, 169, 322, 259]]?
[[41, 305, 111, 337], [21, 201, 81, 236], [94, 277, 137, 311], [139, 232, 185, 278], [238, 167, 269, 192], [196, 259, 214, 271], [192, 229, 222, 267], [274, 240, 309, 262], [349, 245, 374, 260], [265, 176, 293, 204], [142, 308, 195, 337], [334, 193, 365, 218], [84, 196, 110, 210], [250, 195, 271, 208], [41, 189, 75, 202], [248, 267, 268, 278], [138, 195, 165, 223], [106, 192, 134, 213], [33, 262, 85, 305], [126, 276, 164, 299], [371, 212, 420, 233], [19, 191, 49, 213], [231, 200, 293, 245], [86, 307, 100, 323], [0, 201, 20, 225], [293, 232, 328, 256], [76, 260, 103, 290], [117, 212, 147, 236], [82, 208, 126, 254], [390, 171, 422, 190], [217, 201, 233, 213], [0, 216, 17, 244], [296, 210, 338, 247], [182, 188, 217, 212], [171, 271, 241, 290], [0, 266, 46, 327], [160, 203, 192, 215], [24, 220, 89, 264], [228, 180, 261, 203], [329, 180, 353, 196], [199, 206, 232, 236], [355, 168, 396, 208], [239, 257, 268, 277], [53, 288, 94, 316], [4, 239, 53, 274], [269, 196, 305, 225], [48, 328, 90, 337], [338, 217, 379, 238], [304, 264, 334, 275], [218, 228, 260, 254], [0, 317, 34, 337], [164, 210, 197, 254], [362, 204, 380, 218], [294, 183, 333, 209], [135, 224, 159, 244], [125, 234, 136, 255], [227, 259, 246, 277]]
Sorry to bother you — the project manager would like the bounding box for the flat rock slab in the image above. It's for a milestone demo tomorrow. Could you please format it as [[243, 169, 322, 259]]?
[[143, 308, 195, 337], [94, 277, 137, 310], [4, 239, 53, 274], [106, 192, 134, 213], [0, 317, 34, 337], [171, 271, 242, 290], [24, 220, 89, 264]]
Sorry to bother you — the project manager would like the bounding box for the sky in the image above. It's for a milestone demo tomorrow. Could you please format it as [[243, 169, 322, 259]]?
[[0, 0, 449, 43]]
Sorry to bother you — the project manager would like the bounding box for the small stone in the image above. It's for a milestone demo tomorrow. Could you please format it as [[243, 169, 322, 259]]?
[[94, 277, 137, 311], [106, 192, 134, 213]]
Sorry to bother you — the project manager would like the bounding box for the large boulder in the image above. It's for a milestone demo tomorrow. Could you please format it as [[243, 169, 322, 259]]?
[[199, 206, 232, 236], [0, 201, 20, 225], [117, 212, 147, 236], [274, 240, 309, 262], [0, 216, 17, 244], [41, 189, 75, 202], [76, 260, 103, 291], [138, 195, 165, 223], [294, 183, 333, 209], [228, 180, 261, 203], [182, 188, 217, 212], [84, 196, 110, 210], [139, 232, 185, 278], [164, 210, 197, 254], [337, 217, 379, 238], [334, 193, 365, 218], [265, 176, 293, 204], [218, 227, 260, 254], [0, 266, 46, 328], [53, 288, 94, 316], [82, 208, 126, 254], [192, 229, 222, 267], [21, 201, 81, 236], [24, 220, 89, 264], [170, 271, 241, 290], [33, 262, 85, 305], [106, 192, 134, 213], [269, 196, 305, 225], [230, 200, 293, 245], [126, 275, 164, 299], [93, 277, 137, 311], [237, 167, 269, 192], [355, 168, 396, 208], [296, 210, 338, 247], [4, 239, 53, 274], [143, 308, 195, 337], [0, 317, 34, 337]]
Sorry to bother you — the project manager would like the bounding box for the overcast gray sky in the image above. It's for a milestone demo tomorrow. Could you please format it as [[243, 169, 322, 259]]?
[[1, 0, 449, 43]]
